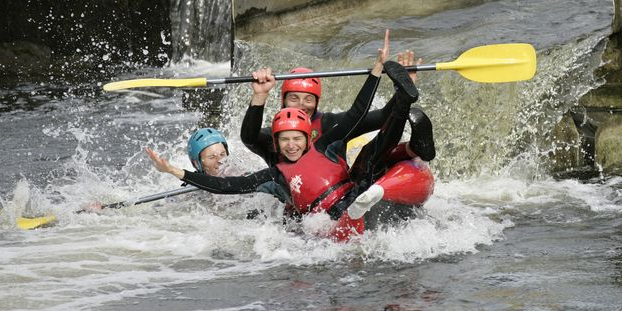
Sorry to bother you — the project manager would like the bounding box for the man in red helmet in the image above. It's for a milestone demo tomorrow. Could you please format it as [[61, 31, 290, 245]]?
[[145, 39, 426, 241], [240, 36, 435, 168]]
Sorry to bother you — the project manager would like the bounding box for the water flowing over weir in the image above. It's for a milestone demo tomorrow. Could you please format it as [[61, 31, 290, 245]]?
[[424, 36, 608, 180], [1, 1, 622, 310], [167, 0, 233, 128], [170, 0, 233, 64]]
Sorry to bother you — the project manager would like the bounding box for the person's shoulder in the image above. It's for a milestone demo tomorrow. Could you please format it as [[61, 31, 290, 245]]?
[[259, 127, 273, 139]]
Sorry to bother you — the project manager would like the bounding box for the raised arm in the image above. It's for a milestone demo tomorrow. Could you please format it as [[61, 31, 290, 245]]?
[[146, 147, 185, 179], [338, 49, 423, 137], [240, 67, 278, 165], [240, 104, 276, 165], [250, 67, 276, 107], [182, 169, 276, 194], [145, 147, 276, 194], [316, 29, 390, 148]]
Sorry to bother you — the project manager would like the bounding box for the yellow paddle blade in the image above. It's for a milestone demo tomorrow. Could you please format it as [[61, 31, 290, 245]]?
[[103, 78, 208, 91], [436, 43, 536, 83], [17, 215, 57, 230]]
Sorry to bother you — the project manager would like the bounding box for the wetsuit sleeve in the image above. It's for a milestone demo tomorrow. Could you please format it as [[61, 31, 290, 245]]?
[[321, 95, 396, 137], [352, 95, 396, 136], [182, 168, 276, 194], [315, 74, 381, 152], [319, 112, 339, 132], [257, 181, 291, 204], [240, 104, 274, 164]]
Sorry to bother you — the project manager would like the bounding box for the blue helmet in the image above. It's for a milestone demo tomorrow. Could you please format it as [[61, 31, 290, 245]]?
[[187, 128, 229, 173]]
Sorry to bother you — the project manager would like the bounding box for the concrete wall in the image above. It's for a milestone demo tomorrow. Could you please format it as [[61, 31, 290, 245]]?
[[615, 0, 621, 34], [233, 0, 358, 38], [233, 0, 622, 176], [234, 0, 319, 19], [552, 0, 622, 175]]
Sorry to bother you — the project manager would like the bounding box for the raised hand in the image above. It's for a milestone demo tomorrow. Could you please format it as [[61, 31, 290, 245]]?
[[371, 29, 390, 77], [145, 147, 185, 179], [250, 67, 276, 106], [397, 50, 423, 84]]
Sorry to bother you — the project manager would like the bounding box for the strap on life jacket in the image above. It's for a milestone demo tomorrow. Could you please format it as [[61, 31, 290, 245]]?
[[305, 178, 351, 213]]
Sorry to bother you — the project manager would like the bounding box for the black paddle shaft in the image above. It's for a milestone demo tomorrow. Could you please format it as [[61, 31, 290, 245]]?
[[101, 186, 199, 209], [210, 65, 436, 84]]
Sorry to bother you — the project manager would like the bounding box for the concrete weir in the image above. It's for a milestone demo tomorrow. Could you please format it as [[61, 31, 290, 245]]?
[[233, 0, 358, 38], [591, 0, 622, 175], [552, 0, 622, 175]]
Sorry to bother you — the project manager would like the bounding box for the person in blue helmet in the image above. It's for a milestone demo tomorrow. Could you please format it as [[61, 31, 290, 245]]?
[[83, 127, 288, 214], [187, 127, 229, 177], [186, 128, 289, 206], [82, 128, 232, 212]]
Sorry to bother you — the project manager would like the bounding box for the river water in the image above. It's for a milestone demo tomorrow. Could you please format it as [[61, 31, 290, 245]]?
[[1, 0, 621, 310]]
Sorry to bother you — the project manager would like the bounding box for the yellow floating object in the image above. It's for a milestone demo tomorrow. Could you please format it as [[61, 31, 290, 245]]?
[[17, 215, 57, 230]]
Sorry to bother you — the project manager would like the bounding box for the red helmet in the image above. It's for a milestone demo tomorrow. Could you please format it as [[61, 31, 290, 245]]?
[[272, 108, 312, 150], [281, 67, 322, 109]]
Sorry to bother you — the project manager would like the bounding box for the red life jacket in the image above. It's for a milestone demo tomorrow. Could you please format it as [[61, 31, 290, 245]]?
[[277, 144, 353, 214], [282, 112, 323, 215]]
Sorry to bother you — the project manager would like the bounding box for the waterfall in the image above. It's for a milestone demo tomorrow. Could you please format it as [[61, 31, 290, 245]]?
[[170, 0, 232, 64]]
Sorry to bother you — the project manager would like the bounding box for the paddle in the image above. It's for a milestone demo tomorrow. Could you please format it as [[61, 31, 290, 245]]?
[[75, 185, 200, 214], [11, 186, 200, 229], [100, 185, 199, 209], [0, 205, 57, 230], [16, 216, 57, 230], [103, 43, 536, 91]]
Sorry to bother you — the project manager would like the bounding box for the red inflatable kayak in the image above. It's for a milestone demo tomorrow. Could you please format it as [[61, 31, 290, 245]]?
[[331, 158, 434, 241]]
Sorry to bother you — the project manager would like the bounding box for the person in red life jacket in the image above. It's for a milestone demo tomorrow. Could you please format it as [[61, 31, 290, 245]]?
[[240, 29, 435, 168], [145, 41, 424, 241]]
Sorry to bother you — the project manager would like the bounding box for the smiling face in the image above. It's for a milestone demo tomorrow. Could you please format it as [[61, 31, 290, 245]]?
[[199, 143, 227, 176], [277, 130, 308, 162], [284, 92, 317, 117]]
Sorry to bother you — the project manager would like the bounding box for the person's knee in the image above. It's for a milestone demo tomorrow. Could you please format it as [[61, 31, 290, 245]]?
[[408, 107, 435, 161]]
